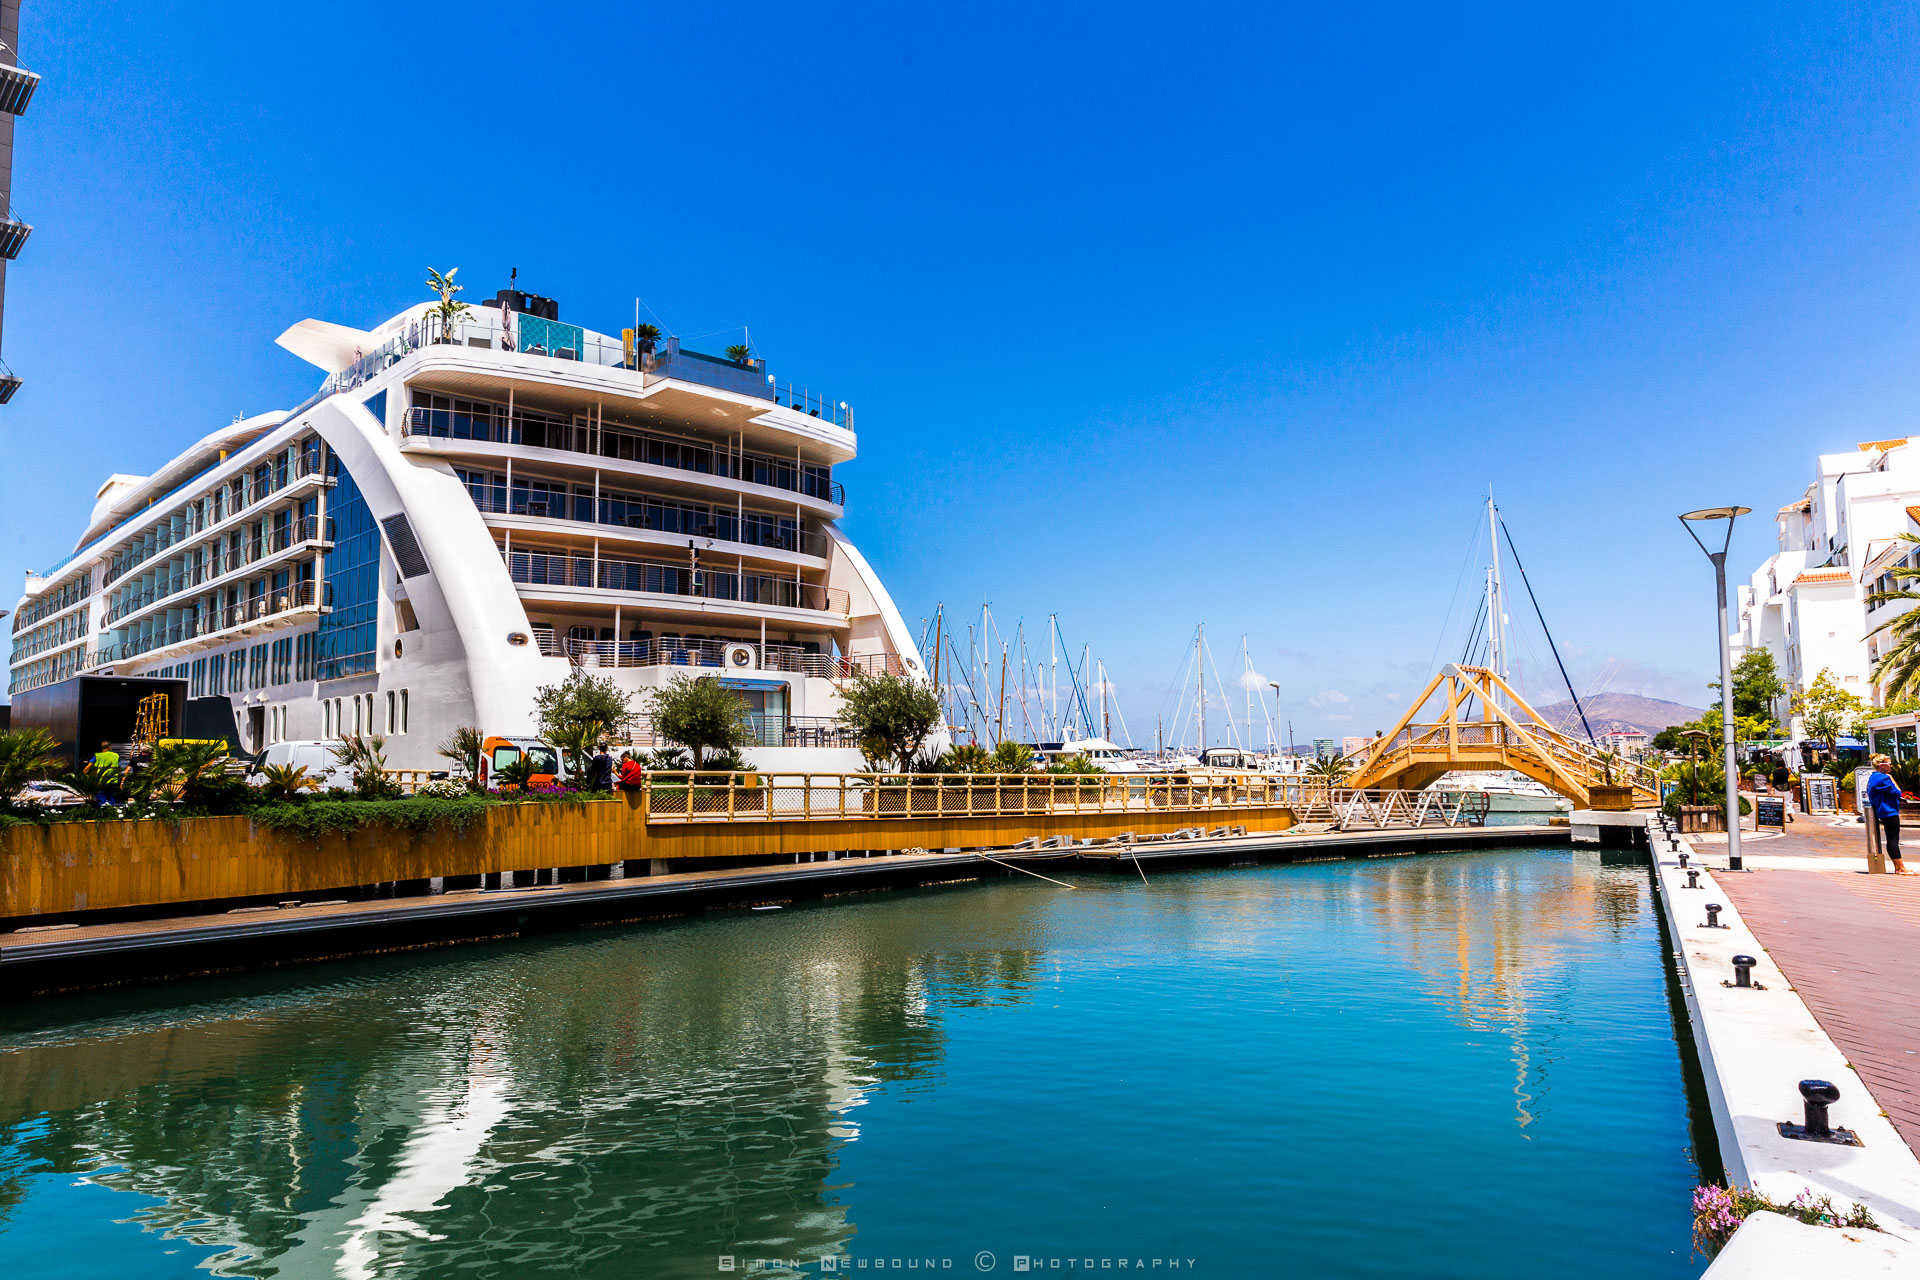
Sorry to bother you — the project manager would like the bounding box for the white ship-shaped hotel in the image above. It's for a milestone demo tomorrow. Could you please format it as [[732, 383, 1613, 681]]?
[[8, 285, 929, 770]]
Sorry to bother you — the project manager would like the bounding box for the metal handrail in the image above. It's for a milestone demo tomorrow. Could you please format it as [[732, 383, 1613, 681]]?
[[506, 550, 849, 613], [90, 581, 326, 667], [1366, 719, 1660, 793], [641, 770, 1290, 823], [558, 635, 899, 678], [102, 455, 332, 587], [105, 518, 333, 623], [402, 407, 845, 505], [468, 485, 830, 557]]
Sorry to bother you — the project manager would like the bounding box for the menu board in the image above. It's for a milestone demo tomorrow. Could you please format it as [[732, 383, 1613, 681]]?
[[1756, 797, 1787, 829], [1803, 775, 1838, 814]]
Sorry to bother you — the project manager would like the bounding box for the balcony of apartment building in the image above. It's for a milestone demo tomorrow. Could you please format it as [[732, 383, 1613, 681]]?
[[100, 451, 333, 589], [469, 476, 833, 575], [89, 580, 329, 670], [102, 517, 334, 633], [329, 311, 855, 432], [534, 631, 907, 684], [398, 399, 846, 518], [503, 545, 850, 628]]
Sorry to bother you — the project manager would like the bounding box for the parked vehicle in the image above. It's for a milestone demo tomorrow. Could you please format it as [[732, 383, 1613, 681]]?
[[476, 736, 565, 791], [246, 741, 354, 792]]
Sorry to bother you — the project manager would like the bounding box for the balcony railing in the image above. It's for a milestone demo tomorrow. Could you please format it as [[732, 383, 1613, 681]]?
[[102, 455, 331, 587], [506, 551, 849, 613], [612, 712, 862, 751], [105, 518, 333, 623], [474, 487, 830, 558], [558, 635, 903, 680], [642, 771, 1282, 823], [91, 581, 328, 667], [402, 407, 845, 506]]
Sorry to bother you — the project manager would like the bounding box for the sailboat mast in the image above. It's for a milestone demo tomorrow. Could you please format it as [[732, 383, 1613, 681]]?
[[1486, 493, 1508, 684], [1196, 623, 1206, 751]]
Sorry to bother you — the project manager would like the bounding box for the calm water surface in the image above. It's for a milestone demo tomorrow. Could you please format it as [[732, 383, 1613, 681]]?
[[0, 848, 1705, 1278]]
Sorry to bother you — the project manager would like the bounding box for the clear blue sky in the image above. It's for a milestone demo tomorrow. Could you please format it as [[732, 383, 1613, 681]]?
[[5, 3, 1919, 741]]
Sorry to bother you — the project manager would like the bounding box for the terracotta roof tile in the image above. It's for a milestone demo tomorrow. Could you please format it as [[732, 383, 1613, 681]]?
[[1792, 570, 1854, 586], [1858, 437, 1914, 452]]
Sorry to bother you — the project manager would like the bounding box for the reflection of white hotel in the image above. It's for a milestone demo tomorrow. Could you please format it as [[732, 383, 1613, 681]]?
[[8, 289, 930, 768]]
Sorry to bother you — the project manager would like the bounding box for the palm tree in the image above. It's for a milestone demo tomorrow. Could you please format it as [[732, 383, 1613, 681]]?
[[1305, 756, 1351, 787], [942, 743, 992, 773], [426, 267, 469, 342], [258, 763, 321, 801], [0, 729, 62, 813], [988, 740, 1037, 774], [725, 343, 752, 364], [1868, 532, 1920, 700], [437, 725, 485, 782]]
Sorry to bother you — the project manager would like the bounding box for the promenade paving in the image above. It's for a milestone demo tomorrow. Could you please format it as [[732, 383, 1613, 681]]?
[[1691, 812, 1920, 1155]]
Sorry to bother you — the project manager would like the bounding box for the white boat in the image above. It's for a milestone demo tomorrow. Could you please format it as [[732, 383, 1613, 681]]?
[[1428, 770, 1572, 814]]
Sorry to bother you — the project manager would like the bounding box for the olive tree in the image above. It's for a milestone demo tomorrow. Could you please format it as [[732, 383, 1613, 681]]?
[[835, 672, 943, 773], [647, 674, 754, 768], [533, 673, 634, 773]]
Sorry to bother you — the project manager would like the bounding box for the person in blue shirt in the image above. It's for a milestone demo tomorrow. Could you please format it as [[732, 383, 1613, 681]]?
[[1866, 754, 1911, 874]]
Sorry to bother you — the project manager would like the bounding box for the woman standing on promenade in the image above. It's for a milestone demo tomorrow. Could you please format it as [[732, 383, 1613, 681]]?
[[1866, 754, 1912, 874]]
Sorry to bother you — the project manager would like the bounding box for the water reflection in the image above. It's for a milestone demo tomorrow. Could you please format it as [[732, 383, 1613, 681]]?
[[0, 851, 1693, 1279]]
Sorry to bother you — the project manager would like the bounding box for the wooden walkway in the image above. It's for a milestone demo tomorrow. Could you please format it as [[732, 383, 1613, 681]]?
[[1702, 815, 1920, 1154]]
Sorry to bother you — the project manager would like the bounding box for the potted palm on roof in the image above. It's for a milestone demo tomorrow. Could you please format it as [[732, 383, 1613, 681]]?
[[725, 343, 752, 366], [426, 267, 469, 343]]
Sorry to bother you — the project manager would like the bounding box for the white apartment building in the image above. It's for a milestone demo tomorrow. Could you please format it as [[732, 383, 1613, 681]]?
[[1729, 436, 1920, 741]]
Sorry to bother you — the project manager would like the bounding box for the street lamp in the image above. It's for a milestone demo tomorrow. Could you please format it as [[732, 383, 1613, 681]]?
[[1269, 681, 1282, 757], [1680, 506, 1752, 871]]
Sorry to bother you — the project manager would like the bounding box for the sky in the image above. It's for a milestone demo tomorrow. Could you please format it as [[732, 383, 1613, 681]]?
[[5, 2, 1920, 745]]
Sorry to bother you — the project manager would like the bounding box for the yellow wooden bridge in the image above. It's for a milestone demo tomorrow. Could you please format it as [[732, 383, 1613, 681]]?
[[1346, 664, 1659, 808]]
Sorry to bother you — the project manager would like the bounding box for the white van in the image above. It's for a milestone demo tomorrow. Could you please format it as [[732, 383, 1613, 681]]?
[[247, 740, 354, 792]]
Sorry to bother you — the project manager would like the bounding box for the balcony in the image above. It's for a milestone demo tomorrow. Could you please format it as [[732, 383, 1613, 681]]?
[[0, 64, 39, 116], [0, 211, 30, 260], [475, 487, 830, 559], [91, 581, 328, 668], [103, 455, 332, 587], [105, 517, 334, 624], [507, 550, 848, 614], [552, 635, 905, 680], [325, 314, 856, 430], [402, 407, 845, 506]]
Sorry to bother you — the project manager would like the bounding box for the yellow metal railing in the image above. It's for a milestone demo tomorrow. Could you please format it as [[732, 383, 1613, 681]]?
[[640, 771, 1300, 823]]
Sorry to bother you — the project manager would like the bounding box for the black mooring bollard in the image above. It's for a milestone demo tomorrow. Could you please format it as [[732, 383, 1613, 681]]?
[[1704, 902, 1723, 928], [1731, 955, 1755, 987], [1778, 1079, 1860, 1144], [1679, 851, 1690, 868], [1686, 868, 1700, 889]]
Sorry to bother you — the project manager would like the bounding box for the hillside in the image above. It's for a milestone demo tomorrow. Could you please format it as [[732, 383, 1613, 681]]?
[[1532, 692, 1705, 737]]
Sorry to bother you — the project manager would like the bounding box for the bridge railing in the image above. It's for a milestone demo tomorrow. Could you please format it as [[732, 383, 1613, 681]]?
[[641, 771, 1296, 823], [1360, 721, 1658, 795], [1330, 788, 1491, 830]]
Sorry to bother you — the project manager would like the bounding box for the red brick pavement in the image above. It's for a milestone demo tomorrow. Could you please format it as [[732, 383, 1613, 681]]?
[[1716, 867, 1920, 1152]]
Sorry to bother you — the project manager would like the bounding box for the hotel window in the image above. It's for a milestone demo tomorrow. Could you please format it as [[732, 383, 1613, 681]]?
[[399, 689, 409, 735], [270, 637, 292, 685], [210, 652, 226, 694], [295, 632, 313, 682], [352, 696, 363, 735], [190, 657, 206, 697], [323, 698, 332, 738], [249, 643, 268, 689], [229, 650, 245, 694], [314, 467, 379, 682], [385, 690, 396, 734]]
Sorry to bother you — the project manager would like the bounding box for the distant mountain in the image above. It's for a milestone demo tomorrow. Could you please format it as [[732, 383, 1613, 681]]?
[[1532, 692, 1705, 737]]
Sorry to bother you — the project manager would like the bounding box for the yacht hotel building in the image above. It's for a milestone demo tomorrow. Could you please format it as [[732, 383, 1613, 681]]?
[[8, 291, 930, 770]]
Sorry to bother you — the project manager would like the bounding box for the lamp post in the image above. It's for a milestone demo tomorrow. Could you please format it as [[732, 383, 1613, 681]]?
[[1269, 682, 1283, 758], [1680, 506, 1752, 871]]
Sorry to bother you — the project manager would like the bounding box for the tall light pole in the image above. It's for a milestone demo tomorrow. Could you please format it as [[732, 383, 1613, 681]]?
[[1269, 681, 1282, 757], [1680, 506, 1752, 872]]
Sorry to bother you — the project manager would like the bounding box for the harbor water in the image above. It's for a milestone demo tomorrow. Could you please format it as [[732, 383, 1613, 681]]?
[[0, 847, 1706, 1278]]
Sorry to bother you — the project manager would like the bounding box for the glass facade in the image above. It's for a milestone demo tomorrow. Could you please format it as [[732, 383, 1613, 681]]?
[[314, 465, 380, 682]]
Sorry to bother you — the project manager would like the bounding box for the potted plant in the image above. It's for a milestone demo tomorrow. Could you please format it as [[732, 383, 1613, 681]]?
[[725, 343, 752, 366], [1588, 751, 1636, 811], [426, 267, 469, 343]]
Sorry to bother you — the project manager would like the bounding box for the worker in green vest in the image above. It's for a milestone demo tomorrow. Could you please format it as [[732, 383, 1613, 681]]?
[[92, 741, 121, 806]]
